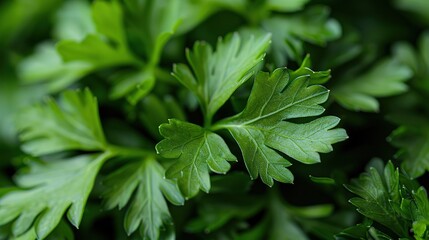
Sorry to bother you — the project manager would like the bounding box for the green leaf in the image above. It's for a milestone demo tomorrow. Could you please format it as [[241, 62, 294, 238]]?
[[124, 0, 179, 62], [173, 32, 271, 122], [0, 0, 60, 48], [0, 76, 46, 144], [265, 0, 309, 12], [17, 89, 106, 156], [186, 187, 335, 239], [0, 153, 110, 239], [11, 227, 37, 240], [53, 0, 95, 41], [394, 32, 429, 94], [390, 124, 429, 178], [266, 191, 334, 240], [209, 172, 252, 194], [235, 218, 269, 240], [186, 194, 264, 233], [91, 0, 126, 47], [262, 6, 341, 65], [344, 160, 429, 239], [333, 58, 412, 112], [309, 176, 336, 185], [57, 35, 135, 69], [109, 67, 156, 103], [156, 119, 237, 198], [102, 157, 184, 239], [56, 0, 132, 62], [345, 161, 410, 237], [54, 1, 140, 99], [292, 55, 332, 85], [212, 0, 309, 23], [335, 219, 374, 240], [139, 94, 186, 140], [388, 33, 429, 179], [214, 67, 347, 186], [18, 42, 93, 92], [412, 187, 429, 239], [394, 0, 429, 24]]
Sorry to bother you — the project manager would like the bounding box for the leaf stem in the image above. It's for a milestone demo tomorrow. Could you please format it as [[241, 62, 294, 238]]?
[[210, 117, 237, 131], [204, 115, 212, 128]]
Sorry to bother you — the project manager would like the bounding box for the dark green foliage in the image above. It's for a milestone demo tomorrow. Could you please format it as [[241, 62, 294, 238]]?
[[1, 0, 429, 239]]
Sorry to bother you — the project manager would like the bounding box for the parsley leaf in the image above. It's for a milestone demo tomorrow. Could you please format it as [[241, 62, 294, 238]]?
[[17, 88, 106, 156], [173, 32, 271, 123], [102, 157, 184, 239], [53, 0, 95, 41], [18, 42, 93, 92], [91, 0, 126, 47], [262, 6, 341, 65], [18, 1, 95, 92], [18, 1, 139, 98], [333, 57, 412, 112], [264, 0, 309, 12], [0, 89, 113, 239], [214, 67, 347, 186], [124, 0, 181, 65], [346, 160, 409, 236], [388, 33, 429, 178], [0, 153, 110, 239], [57, 35, 135, 68], [56, 1, 136, 69], [0, 77, 45, 144], [394, 0, 429, 24], [345, 160, 429, 239], [394, 31, 429, 94], [156, 119, 237, 198], [190, 188, 336, 240], [186, 194, 264, 234], [139, 94, 186, 140], [412, 187, 429, 239], [389, 118, 429, 178]]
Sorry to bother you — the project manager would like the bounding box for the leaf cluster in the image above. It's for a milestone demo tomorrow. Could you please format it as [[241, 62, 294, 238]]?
[[1, 0, 429, 239]]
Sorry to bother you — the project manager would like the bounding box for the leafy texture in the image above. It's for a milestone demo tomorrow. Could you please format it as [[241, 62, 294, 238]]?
[[5, 0, 427, 239], [186, 194, 264, 234], [56, 1, 136, 69], [345, 160, 429, 239], [173, 32, 271, 122], [346, 161, 409, 236], [124, 0, 182, 64], [103, 157, 184, 239], [17, 88, 106, 156], [390, 122, 429, 178], [394, 31, 429, 94], [215, 67, 347, 186], [0, 77, 46, 144], [18, 42, 92, 92], [333, 58, 412, 112], [189, 188, 336, 240], [264, 195, 335, 240], [139, 94, 186, 140], [53, 0, 95, 41], [0, 89, 114, 239], [18, 1, 137, 95], [0, 153, 110, 239], [394, 0, 429, 24], [120, 0, 233, 103], [262, 6, 341, 65], [264, 0, 309, 12], [387, 32, 429, 179], [156, 119, 236, 198]]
